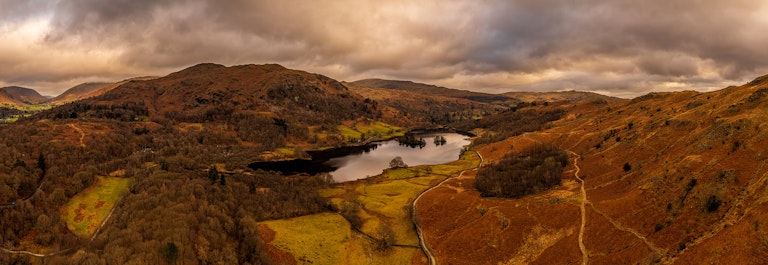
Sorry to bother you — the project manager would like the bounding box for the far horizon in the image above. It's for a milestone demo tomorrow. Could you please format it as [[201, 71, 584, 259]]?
[[4, 63, 637, 99], [4, 62, 768, 100]]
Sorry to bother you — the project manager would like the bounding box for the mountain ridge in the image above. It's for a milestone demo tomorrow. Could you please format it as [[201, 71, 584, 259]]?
[[352, 78, 515, 105], [0, 86, 47, 106]]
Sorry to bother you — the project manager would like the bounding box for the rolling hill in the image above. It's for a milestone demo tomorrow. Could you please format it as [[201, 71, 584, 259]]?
[[49, 77, 159, 105], [503, 90, 623, 103], [49, 82, 113, 104], [0, 91, 16, 108], [352, 78, 516, 105], [89, 63, 377, 122], [417, 73, 768, 264], [345, 81, 507, 127], [32, 63, 389, 154], [0, 86, 47, 106]]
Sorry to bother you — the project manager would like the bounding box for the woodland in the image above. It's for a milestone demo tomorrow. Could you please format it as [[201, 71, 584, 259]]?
[[0, 64, 569, 264]]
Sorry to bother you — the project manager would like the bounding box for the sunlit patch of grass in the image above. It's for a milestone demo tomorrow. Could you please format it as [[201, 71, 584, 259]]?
[[60, 176, 131, 237], [382, 168, 417, 180], [308, 126, 330, 140], [20, 104, 53, 112], [261, 212, 421, 264], [354, 121, 404, 140], [1, 116, 19, 123], [274, 147, 296, 156], [404, 176, 438, 186], [359, 208, 383, 234], [260, 212, 370, 265], [319, 188, 346, 198], [339, 125, 363, 140], [355, 178, 442, 246]]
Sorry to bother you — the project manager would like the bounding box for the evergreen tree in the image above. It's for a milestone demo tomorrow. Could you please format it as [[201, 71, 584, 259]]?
[[161, 242, 179, 264], [208, 166, 219, 183], [37, 153, 46, 177]]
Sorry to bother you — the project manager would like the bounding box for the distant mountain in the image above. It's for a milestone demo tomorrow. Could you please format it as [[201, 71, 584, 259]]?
[[0, 86, 47, 105], [345, 81, 506, 127], [50, 82, 112, 104], [502, 90, 622, 103], [51, 77, 159, 105], [352, 78, 515, 105]]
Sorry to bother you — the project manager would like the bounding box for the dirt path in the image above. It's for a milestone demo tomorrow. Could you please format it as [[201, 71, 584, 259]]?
[[0, 247, 74, 257], [68, 123, 86, 147], [523, 133, 589, 264], [91, 194, 125, 241], [569, 151, 588, 265], [412, 150, 483, 265], [587, 204, 665, 255]]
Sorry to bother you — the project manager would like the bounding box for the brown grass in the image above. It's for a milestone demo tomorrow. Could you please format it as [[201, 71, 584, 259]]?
[[417, 78, 768, 264]]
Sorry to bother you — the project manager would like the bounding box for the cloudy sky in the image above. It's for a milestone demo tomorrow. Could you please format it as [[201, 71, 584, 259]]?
[[2, 0, 768, 98]]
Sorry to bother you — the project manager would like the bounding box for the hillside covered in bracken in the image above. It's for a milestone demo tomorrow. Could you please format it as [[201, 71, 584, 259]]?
[[417, 74, 768, 264]]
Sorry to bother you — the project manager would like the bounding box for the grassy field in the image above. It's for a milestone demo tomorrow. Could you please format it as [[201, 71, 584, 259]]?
[[60, 176, 131, 237], [355, 121, 405, 140], [261, 213, 371, 264], [259, 150, 481, 264], [339, 121, 404, 142], [274, 121, 404, 158]]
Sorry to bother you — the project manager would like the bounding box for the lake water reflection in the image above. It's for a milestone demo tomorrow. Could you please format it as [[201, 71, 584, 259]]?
[[249, 133, 471, 182], [326, 133, 470, 182]]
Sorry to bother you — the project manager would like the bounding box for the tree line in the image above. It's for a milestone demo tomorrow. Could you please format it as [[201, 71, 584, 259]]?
[[0, 113, 333, 264], [475, 143, 569, 198], [452, 104, 566, 145]]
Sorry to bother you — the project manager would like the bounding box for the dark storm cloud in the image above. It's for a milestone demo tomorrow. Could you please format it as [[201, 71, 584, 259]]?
[[1, 0, 767, 97]]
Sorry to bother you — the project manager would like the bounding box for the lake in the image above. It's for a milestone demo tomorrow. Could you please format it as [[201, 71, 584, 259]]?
[[249, 132, 471, 182]]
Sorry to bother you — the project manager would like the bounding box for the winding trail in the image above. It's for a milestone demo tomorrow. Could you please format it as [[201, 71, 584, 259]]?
[[587, 203, 665, 255], [0, 247, 74, 257], [412, 150, 483, 265], [68, 123, 86, 147], [569, 151, 588, 265]]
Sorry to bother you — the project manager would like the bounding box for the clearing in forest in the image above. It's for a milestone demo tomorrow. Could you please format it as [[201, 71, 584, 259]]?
[[60, 176, 131, 237]]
